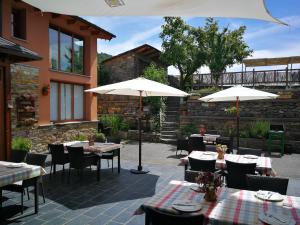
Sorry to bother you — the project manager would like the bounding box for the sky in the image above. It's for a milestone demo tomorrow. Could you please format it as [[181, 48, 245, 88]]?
[[83, 0, 300, 75]]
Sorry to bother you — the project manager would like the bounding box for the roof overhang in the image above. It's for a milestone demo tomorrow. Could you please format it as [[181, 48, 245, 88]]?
[[243, 56, 300, 67], [0, 37, 42, 62]]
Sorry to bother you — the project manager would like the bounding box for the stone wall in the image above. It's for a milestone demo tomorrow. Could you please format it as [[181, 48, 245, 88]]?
[[180, 88, 300, 152], [13, 121, 98, 152], [103, 54, 136, 83], [10, 63, 39, 129]]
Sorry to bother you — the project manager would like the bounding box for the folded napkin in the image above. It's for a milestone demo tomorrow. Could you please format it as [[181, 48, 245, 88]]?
[[259, 209, 295, 225]]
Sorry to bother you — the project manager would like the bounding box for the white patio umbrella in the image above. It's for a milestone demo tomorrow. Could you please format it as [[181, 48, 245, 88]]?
[[199, 85, 278, 149], [86, 77, 188, 174], [23, 0, 285, 24]]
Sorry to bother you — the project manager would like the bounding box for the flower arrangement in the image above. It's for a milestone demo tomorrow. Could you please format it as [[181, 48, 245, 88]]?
[[216, 144, 227, 159], [195, 172, 222, 202]]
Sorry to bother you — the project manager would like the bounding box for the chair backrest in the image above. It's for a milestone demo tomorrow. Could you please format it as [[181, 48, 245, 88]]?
[[205, 145, 217, 152], [184, 170, 200, 183], [188, 136, 205, 152], [188, 157, 216, 172], [48, 144, 65, 164], [67, 146, 85, 169], [107, 137, 121, 144], [25, 153, 47, 167], [144, 207, 203, 225], [177, 139, 189, 150], [238, 147, 262, 156], [246, 174, 289, 195], [225, 160, 256, 189]]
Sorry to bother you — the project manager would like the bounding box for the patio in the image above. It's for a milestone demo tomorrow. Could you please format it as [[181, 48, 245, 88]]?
[[1, 141, 300, 225]]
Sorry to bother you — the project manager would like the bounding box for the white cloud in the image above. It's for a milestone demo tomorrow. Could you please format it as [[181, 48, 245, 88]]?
[[245, 16, 300, 40]]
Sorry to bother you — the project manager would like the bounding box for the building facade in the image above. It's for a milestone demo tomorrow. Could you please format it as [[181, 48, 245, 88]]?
[[0, 0, 115, 156]]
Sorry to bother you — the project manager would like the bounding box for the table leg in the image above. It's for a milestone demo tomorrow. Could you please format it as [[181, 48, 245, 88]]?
[[118, 148, 120, 174], [97, 158, 100, 181], [0, 188, 2, 208], [34, 177, 39, 214], [184, 164, 188, 171]]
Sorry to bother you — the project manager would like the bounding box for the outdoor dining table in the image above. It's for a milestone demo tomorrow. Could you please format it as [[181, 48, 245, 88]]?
[[0, 161, 46, 213], [136, 180, 300, 225], [181, 151, 273, 176], [64, 141, 122, 173]]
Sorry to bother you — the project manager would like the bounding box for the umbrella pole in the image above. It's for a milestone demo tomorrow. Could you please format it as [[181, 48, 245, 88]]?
[[236, 96, 240, 151], [130, 91, 149, 174]]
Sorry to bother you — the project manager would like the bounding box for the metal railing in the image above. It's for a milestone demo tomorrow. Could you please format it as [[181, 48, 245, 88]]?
[[192, 68, 300, 89]]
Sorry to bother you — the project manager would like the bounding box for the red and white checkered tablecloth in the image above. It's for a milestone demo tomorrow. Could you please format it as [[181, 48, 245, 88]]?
[[181, 151, 273, 176], [136, 180, 300, 225]]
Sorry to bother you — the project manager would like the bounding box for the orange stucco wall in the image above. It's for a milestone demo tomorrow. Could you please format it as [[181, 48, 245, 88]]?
[[1, 0, 99, 124]]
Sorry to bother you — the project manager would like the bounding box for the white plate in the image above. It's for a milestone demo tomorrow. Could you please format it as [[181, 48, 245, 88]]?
[[5, 163, 25, 168], [243, 155, 259, 159], [255, 191, 284, 202], [172, 202, 202, 212], [203, 152, 217, 156]]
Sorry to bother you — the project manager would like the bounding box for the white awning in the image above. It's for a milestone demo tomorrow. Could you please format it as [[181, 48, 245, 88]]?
[[22, 0, 285, 24]]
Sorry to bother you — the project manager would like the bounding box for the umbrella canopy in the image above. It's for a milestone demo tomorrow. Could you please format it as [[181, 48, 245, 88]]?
[[23, 0, 284, 24], [199, 85, 278, 102], [85, 77, 189, 97]]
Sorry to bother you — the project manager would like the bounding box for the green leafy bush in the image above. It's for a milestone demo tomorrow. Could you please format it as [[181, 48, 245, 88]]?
[[12, 137, 32, 151], [191, 86, 220, 95], [180, 124, 198, 137], [95, 132, 106, 142], [72, 134, 87, 141], [99, 115, 129, 135], [120, 120, 129, 132], [248, 120, 270, 139]]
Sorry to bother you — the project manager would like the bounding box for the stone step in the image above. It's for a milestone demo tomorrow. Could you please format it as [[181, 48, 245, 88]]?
[[161, 126, 177, 131], [159, 138, 177, 145], [160, 134, 177, 139], [161, 131, 177, 135], [165, 106, 180, 111], [165, 111, 179, 116]]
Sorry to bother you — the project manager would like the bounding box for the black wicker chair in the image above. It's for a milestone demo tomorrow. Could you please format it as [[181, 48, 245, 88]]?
[[188, 136, 205, 152], [144, 207, 204, 225], [246, 174, 289, 195], [238, 147, 262, 156], [225, 160, 256, 189], [188, 157, 216, 172], [67, 146, 100, 181], [176, 138, 189, 156], [2, 153, 47, 214], [48, 144, 69, 176], [100, 137, 121, 172], [184, 170, 200, 183]]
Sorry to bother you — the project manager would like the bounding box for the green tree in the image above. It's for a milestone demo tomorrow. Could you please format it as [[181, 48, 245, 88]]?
[[142, 63, 168, 131], [203, 18, 252, 85], [97, 52, 112, 85], [160, 17, 206, 91]]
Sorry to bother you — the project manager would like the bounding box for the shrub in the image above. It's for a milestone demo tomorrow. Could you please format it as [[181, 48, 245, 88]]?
[[95, 132, 106, 142], [72, 134, 87, 141], [120, 120, 129, 132], [180, 124, 198, 137], [12, 137, 32, 151], [248, 120, 270, 139], [99, 115, 129, 135]]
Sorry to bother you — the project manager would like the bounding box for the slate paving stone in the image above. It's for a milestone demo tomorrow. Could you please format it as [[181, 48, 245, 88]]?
[[2, 142, 300, 225]]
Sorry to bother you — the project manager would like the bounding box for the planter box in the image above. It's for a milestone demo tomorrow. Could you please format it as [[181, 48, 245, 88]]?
[[235, 138, 267, 150]]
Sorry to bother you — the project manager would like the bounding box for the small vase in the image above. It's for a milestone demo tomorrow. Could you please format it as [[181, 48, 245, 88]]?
[[204, 186, 217, 202]]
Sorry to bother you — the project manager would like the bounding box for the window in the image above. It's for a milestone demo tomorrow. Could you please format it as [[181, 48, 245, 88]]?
[[11, 8, 26, 39], [50, 82, 84, 121], [49, 27, 84, 74]]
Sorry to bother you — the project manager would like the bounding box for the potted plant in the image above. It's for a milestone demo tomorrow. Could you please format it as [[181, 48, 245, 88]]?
[[42, 84, 50, 96], [94, 132, 106, 143], [11, 137, 32, 162]]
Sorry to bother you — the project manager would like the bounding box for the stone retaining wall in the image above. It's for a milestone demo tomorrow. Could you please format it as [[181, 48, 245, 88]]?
[[180, 88, 300, 153], [13, 121, 98, 152]]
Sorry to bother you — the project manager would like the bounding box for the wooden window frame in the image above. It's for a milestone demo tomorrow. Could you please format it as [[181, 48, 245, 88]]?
[[50, 81, 85, 123], [11, 7, 27, 40], [49, 26, 85, 75]]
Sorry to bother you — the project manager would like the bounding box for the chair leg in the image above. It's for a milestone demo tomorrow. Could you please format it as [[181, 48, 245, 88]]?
[[50, 163, 53, 176], [112, 159, 114, 173], [40, 182, 45, 203], [68, 168, 71, 183], [21, 191, 23, 214], [107, 159, 109, 167], [27, 188, 30, 200], [63, 164, 65, 174]]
